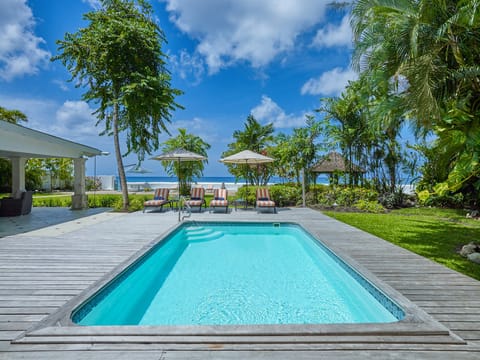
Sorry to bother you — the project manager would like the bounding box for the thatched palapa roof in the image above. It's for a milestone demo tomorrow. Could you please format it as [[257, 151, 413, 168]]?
[[311, 151, 365, 173]]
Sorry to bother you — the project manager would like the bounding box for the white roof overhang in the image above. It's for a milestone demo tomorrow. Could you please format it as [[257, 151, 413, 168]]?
[[0, 121, 102, 159]]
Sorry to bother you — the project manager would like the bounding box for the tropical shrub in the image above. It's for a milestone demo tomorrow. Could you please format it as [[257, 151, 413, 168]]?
[[33, 196, 72, 207], [235, 186, 257, 206], [128, 197, 145, 212], [268, 184, 302, 206], [317, 186, 378, 207], [417, 191, 464, 208], [86, 176, 102, 191], [353, 199, 385, 213], [88, 194, 123, 208], [32, 193, 150, 212], [378, 191, 407, 209]]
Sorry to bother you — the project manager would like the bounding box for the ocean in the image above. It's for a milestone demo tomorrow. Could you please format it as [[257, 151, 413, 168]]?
[[106, 175, 329, 192], [103, 175, 413, 193], [123, 176, 299, 184]]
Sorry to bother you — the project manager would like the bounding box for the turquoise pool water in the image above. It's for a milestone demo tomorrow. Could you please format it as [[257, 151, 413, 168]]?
[[72, 222, 404, 326]]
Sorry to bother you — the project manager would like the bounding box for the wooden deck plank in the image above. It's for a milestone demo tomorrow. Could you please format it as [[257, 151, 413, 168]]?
[[1, 350, 480, 360], [0, 314, 46, 322], [13, 334, 465, 346], [0, 307, 56, 315], [0, 208, 479, 359], [0, 331, 23, 340]]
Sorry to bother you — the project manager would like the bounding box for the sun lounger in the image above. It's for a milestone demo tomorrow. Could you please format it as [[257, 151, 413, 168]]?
[[209, 188, 229, 213], [255, 188, 276, 213], [185, 187, 206, 212], [143, 188, 171, 213], [205, 184, 214, 194]]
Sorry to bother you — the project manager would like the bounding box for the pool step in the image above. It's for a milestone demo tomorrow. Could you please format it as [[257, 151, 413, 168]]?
[[184, 227, 211, 236], [186, 230, 224, 243], [15, 326, 466, 350]]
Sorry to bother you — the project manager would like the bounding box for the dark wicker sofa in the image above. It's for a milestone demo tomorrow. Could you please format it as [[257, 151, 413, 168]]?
[[0, 191, 33, 217]]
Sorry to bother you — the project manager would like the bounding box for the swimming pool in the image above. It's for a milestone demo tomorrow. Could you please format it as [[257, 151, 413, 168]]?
[[72, 222, 404, 326]]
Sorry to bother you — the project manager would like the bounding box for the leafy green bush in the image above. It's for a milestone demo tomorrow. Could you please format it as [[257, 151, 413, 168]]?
[[268, 184, 301, 206], [88, 194, 121, 208], [417, 191, 464, 208], [354, 199, 385, 213], [128, 197, 145, 212], [113, 195, 151, 212], [317, 186, 379, 207], [235, 186, 257, 205], [235, 184, 302, 207], [337, 187, 378, 205], [32, 193, 151, 211], [85, 176, 102, 191], [113, 197, 124, 211], [33, 196, 72, 207], [378, 191, 406, 209]]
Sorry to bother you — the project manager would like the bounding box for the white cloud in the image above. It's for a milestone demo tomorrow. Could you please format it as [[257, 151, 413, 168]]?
[[301, 67, 357, 96], [81, 0, 102, 9], [0, 95, 56, 129], [0, 0, 51, 81], [52, 79, 69, 92], [251, 95, 306, 129], [169, 49, 206, 85], [169, 117, 220, 144], [163, 0, 330, 73], [54, 100, 98, 138], [0, 95, 99, 143], [0, 95, 114, 166], [312, 15, 352, 48]]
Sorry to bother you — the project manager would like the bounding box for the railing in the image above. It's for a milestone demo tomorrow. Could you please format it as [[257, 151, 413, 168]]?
[[180, 196, 191, 222]]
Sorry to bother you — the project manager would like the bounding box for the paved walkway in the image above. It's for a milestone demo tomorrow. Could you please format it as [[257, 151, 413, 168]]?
[[0, 207, 479, 359]]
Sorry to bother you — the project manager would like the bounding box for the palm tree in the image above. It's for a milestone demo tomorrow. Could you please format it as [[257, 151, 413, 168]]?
[[223, 115, 275, 185], [352, 0, 480, 195], [160, 129, 210, 195], [317, 80, 373, 187]]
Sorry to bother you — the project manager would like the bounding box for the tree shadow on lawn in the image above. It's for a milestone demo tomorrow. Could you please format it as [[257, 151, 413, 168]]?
[[386, 217, 480, 280]]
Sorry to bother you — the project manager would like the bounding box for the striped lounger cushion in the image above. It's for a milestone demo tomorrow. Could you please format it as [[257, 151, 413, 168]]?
[[144, 188, 169, 207], [256, 199, 275, 207], [186, 188, 205, 210], [256, 188, 276, 208], [210, 189, 228, 207]]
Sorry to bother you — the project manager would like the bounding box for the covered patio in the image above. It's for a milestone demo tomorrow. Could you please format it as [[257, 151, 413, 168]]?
[[0, 121, 103, 210]]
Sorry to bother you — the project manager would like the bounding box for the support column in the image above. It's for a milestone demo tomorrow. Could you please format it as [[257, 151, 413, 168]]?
[[71, 157, 88, 210], [11, 157, 26, 196]]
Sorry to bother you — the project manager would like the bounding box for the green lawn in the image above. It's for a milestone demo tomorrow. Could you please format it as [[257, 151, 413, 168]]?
[[323, 207, 480, 281]]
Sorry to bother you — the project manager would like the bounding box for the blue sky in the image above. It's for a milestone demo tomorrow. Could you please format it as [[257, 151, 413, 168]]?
[[0, 0, 355, 177]]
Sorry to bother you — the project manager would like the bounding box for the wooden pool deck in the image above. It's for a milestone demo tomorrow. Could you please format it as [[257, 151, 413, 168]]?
[[0, 207, 479, 359]]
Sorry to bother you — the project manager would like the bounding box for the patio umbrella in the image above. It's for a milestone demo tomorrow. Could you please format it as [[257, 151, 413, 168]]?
[[220, 150, 274, 206], [125, 163, 151, 174], [151, 149, 207, 221]]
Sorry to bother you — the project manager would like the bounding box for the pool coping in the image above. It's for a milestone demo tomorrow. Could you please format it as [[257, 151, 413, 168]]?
[[14, 218, 462, 344]]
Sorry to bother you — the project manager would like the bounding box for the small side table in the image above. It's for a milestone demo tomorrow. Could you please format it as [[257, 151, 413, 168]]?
[[233, 198, 247, 211]]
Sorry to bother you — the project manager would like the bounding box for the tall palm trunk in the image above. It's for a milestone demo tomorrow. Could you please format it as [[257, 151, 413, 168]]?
[[112, 101, 129, 210]]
